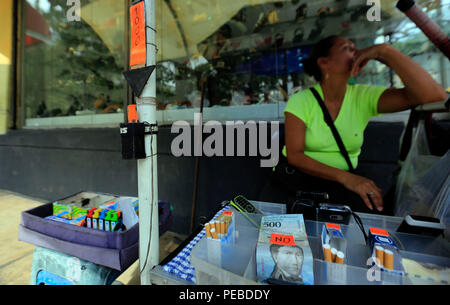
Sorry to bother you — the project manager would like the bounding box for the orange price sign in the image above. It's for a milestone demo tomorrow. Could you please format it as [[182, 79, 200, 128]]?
[[369, 227, 389, 237], [270, 234, 295, 246], [326, 223, 341, 231], [130, 1, 146, 67]]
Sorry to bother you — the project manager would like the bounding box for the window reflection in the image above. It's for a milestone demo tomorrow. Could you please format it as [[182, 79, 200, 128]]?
[[22, 0, 449, 122], [23, 0, 126, 119], [155, 0, 316, 111], [154, 0, 449, 115]]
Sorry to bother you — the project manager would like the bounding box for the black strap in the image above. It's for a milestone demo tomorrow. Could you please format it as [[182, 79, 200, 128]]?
[[310, 87, 355, 173]]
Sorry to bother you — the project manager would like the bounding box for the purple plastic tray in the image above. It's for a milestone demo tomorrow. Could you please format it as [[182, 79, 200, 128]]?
[[19, 191, 172, 271], [21, 203, 139, 249]]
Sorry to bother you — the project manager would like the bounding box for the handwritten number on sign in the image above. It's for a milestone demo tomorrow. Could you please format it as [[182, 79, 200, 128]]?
[[130, 1, 146, 66]]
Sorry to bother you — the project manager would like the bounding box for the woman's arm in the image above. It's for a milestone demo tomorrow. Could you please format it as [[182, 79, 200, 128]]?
[[285, 113, 344, 182], [352, 44, 447, 113], [285, 113, 383, 210]]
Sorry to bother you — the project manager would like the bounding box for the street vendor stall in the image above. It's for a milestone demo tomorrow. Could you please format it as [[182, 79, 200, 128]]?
[[149, 199, 449, 285], [126, 0, 449, 286]]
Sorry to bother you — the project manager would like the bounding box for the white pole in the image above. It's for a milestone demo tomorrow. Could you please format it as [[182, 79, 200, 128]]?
[[138, 0, 158, 285]]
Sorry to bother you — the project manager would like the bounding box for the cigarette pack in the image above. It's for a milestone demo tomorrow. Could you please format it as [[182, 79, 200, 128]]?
[[321, 223, 347, 284], [99, 200, 117, 210], [368, 227, 404, 275], [72, 206, 88, 219], [44, 215, 85, 226], [52, 203, 88, 221], [205, 210, 235, 243], [321, 223, 347, 264], [204, 210, 236, 268], [52, 203, 74, 219]]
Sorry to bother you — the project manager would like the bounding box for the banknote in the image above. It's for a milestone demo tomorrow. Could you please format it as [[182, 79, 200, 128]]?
[[256, 214, 314, 284]]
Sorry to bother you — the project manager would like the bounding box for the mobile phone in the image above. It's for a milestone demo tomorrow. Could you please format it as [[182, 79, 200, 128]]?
[[230, 195, 262, 228], [231, 195, 264, 215]]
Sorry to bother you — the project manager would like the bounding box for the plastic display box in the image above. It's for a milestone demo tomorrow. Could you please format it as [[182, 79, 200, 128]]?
[[190, 202, 280, 285], [190, 201, 450, 285]]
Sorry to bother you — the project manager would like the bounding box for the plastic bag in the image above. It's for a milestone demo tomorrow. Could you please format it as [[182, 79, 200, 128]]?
[[394, 121, 450, 225]]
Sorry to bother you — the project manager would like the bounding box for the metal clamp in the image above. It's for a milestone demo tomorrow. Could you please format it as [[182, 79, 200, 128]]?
[[136, 97, 158, 106]]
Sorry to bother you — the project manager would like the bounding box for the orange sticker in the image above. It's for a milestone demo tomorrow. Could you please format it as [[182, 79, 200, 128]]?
[[326, 223, 341, 230], [130, 1, 146, 67], [270, 234, 295, 246], [127, 105, 137, 122], [223, 211, 233, 216], [370, 227, 389, 237]]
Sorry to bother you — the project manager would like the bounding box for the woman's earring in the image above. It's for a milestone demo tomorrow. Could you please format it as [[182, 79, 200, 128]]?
[[325, 72, 329, 80]]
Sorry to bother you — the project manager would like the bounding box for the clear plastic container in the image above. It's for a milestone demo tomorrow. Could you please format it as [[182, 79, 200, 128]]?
[[190, 202, 449, 285], [191, 203, 279, 285], [251, 200, 286, 215], [190, 212, 260, 285], [352, 212, 403, 232]]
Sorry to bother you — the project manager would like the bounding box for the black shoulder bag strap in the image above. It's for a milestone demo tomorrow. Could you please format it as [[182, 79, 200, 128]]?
[[310, 87, 355, 173]]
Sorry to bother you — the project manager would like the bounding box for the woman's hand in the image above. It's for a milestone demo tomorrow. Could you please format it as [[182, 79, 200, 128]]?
[[351, 44, 388, 77], [339, 172, 384, 211]]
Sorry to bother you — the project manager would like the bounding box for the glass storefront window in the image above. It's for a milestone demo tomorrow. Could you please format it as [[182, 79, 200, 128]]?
[[154, 0, 449, 123], [21, 0, 449, 126], [155, 0, 318, 121], [23, 0, 126, 121]]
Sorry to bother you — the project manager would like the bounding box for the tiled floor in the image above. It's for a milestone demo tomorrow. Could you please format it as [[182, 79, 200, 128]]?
[[0, 190, 186, 285]]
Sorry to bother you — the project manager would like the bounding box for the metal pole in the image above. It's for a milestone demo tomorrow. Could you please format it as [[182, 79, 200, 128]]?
[[396, 0, 450, 59], [190, 77, 207, 233], [387, 33, 394, 87], [138, 0, 158, 285]]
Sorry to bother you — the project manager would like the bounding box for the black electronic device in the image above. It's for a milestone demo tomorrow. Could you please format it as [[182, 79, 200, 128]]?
[[291, 191, 330, 220], [289, 198, 317, 220], [231, 195, 264, 215], [317, 203, 352, 225], [296, 190, 330, 203], [229, 195, 263, 228], [396, 215, 445, 237]]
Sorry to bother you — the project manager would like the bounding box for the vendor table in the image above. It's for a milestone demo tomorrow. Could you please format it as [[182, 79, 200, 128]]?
[[149, 201, 449, 285]]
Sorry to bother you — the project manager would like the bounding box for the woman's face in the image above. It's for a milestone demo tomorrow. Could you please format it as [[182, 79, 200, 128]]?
[[321, 37, 356, 77]]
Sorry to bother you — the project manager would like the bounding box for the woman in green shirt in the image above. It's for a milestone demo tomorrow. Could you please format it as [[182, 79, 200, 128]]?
[[267, 35, 446, 214]]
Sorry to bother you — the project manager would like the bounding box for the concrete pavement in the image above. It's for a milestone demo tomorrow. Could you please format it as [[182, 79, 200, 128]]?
[[0, 190, 45, 285]]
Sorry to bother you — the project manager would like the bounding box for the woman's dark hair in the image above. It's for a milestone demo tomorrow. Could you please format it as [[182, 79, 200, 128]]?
[[303, 35, 339, 82]]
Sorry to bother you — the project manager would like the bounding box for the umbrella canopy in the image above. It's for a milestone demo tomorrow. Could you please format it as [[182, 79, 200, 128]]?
[[80, 0, 440, 63], [80, 0, 288, 63], [80, 0, 126, 63], [25, 2, 52, 46], [155, 0, 289, 62]]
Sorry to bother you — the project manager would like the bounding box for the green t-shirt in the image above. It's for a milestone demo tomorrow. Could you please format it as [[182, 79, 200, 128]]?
[[282, 83, 387, 171]]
